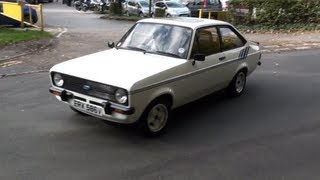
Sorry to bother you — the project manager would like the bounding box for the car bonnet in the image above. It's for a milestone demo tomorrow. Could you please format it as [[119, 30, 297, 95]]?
[[50, 48, 187, 90]]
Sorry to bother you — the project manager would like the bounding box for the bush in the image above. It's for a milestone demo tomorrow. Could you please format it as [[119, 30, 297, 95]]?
[[154, 8, 166, 17], [109, 2, 123, 16], [228, 0, 320, 26]]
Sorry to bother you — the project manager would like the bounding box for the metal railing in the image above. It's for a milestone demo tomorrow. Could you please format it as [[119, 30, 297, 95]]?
[[198, 9, 227, 21], [0, 1, 44, 31]]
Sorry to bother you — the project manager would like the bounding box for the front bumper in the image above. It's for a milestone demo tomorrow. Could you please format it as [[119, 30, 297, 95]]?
[[49, 87, 137, 124]]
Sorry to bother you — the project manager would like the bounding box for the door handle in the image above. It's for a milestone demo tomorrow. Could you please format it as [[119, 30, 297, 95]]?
[[219, 56, 226, 61]]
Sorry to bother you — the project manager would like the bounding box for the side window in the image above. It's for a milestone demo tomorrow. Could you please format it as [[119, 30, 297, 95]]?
[[218, 27, 246, 51], [190, 27, 221, 58], [158, 2, 165, 8], [128, 0, 135, 6]]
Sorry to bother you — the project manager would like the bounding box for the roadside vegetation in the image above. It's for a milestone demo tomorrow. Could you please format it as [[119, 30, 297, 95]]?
[[228, 0, 320, 32], [0, 28, 53, 47], [100, 14, 142, 21], [102, 0, 319, 32]]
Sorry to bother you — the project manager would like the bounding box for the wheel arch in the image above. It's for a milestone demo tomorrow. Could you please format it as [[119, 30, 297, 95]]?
[[236, 62, 249, 76]]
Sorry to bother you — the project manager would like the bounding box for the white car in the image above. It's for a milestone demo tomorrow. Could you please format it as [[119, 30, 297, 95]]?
[[152, 1, 191, 17], [49, 18, 262, 136]]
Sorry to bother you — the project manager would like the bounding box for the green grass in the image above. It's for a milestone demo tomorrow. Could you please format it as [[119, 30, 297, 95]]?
[[0, 28, 53, 47], [234, 23, 320, 33], [100, 15, 143, 21]]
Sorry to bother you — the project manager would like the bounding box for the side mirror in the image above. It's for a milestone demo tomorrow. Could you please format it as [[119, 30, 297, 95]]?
[[107, 41, 114, 48], [192, 54, 205, 65]]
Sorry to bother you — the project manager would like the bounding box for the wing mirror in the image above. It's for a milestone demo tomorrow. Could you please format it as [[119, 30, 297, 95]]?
[[107, 41, 114, 48], [192, 54, 205, 65]]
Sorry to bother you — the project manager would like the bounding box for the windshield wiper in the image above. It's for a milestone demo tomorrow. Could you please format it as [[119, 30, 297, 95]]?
[[124, 46, 147, 53], [155, 51, 181, 58]]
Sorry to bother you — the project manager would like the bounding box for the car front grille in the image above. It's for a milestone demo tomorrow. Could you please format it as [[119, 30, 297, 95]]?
[[59, 74, 117, 102]]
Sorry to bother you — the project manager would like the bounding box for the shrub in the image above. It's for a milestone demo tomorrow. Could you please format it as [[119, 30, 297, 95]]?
[[228, 0, 320, 26], [109, 2, 123, 16], [154, 8, 166, 17]]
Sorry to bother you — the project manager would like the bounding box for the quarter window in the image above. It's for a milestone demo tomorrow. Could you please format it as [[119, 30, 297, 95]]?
[[128, 0, 135, 6], [219, 27, 245, 51], [160, 2, 166, 8]]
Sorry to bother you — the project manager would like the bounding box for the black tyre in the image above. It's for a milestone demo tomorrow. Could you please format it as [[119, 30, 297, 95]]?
[[139, 12, 144, 17], [24, 15, 31, 23], [227, 70, 247, 97], [75, 4, 81, 11], [70, 106, 88, 116], [82, 5, 89, 12], [138, 98, 171, 137]]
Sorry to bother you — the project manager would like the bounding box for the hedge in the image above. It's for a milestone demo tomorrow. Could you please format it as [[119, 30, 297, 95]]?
[[228, 0, 320, 26]]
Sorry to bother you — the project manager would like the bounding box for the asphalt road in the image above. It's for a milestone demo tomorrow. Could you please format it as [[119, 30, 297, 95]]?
[[1, 2, 320, 179], [1, 50, 320, 179], [42, 2, 134, 33]]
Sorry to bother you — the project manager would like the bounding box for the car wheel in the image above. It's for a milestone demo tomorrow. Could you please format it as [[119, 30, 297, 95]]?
[[75, 4, 81, 11], [24, 15, 31, 23], [227, 70, 247, 97], [139, 99, 171, 136], [139, 12, 144, 17], [166, 14, 171, 17], [70, 106, 88, 116], [82, 5, 89, 12]]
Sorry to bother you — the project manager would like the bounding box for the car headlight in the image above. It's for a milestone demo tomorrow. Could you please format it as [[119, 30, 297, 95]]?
[[53, 73, 64, 87], [115, 89, 128, 104]]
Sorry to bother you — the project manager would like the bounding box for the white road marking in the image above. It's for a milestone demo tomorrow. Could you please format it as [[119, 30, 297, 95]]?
[[285, 44, 295, 47], [56, 27, 68, 38], [261, 49, 271, 53], [274, 48, 291, 52], [294, 47, 312, 50], [264, 45, 280, 48]]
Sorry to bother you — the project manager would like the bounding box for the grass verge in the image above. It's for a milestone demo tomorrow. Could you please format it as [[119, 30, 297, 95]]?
[[0, 28, 53, 47], [100, 15, 143, 21]]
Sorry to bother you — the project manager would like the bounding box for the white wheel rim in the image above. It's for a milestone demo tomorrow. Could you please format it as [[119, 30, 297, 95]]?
[[235, 72, 246, 93], [147, 104, 168, 132]]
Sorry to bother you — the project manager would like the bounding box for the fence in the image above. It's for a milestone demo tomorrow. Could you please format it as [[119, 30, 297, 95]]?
[[0, 1, 44, 31], [198, 9, 227, 21]]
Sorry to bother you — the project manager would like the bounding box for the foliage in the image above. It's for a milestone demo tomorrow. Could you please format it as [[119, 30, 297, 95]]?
[[109, 2, 123, 16], [228, 0, 320, 27], [154, 8, 166, 17], [100, 15, 142, 21], [0, 28, 52, 47]]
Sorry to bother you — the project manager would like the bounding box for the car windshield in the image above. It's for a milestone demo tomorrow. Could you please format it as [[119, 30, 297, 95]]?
[[166, 2, 184, 8], [118, 23, 192, 59], [139, 1, 149, 7]]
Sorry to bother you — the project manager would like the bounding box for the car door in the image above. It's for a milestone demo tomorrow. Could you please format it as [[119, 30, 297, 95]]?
[[127, 0, 135, 15], [176, 26, 226, 103], [216, 25, 247, 85], [132, 1, 139, 15]]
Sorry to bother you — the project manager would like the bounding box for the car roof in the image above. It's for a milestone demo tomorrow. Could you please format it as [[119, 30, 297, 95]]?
[[138, 17, 230, 29]]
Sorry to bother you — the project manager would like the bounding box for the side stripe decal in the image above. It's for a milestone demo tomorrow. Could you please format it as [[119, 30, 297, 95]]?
[[239, 46, 250, 59]]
